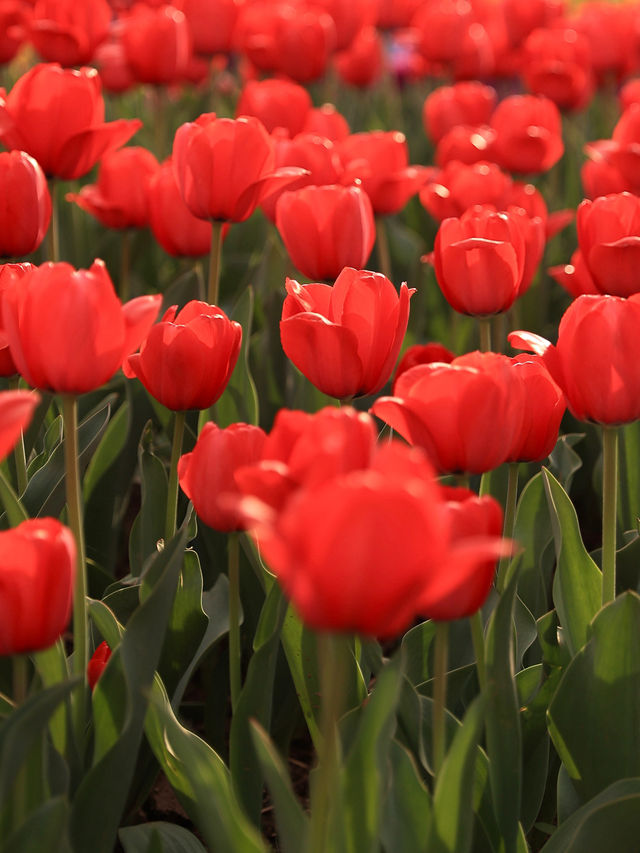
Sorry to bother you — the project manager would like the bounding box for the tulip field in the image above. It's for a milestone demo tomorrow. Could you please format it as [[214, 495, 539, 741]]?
[[3, 0, 640, 851]]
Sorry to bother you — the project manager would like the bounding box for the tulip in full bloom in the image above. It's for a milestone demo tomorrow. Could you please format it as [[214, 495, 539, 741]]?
[[67, 146, 159, 230], [0, 150, 51, 258], [0, 63, 141, 180], [125, 300, 242, 411], [276, 184, 376, 280], [3, 260, 162, 394], [281, 267, 413, 399], [173, 113, 306, 223], [510, 295, 640, 425], [178, 422, 267, 532], [0, 518, 75, 655]]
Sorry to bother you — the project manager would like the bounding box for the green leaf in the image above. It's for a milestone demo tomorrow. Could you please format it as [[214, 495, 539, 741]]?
[[249, 720, 309, 853], [617, 421, 640, 533], [511, 472, 554, 618], [0, 468, 28, 527], [119, 821, 207, 853], [1, 796, 71, 853], [145, 680, 267, 853], [70, 518, 192, 853], [541, 778, 640, 853], [427, 696, 484, 853], [83, 400, 129, 503], [129, 425, 168, 577], [31, 640, 70, 756], [380, 740, 432, 853], [543, 468, 602, 657], [547, 591, 640, 802], [484, 570, 522, 853], [547, 433, 584, 493], [215, 285, 259, 428], [21, 396, 113, 518]]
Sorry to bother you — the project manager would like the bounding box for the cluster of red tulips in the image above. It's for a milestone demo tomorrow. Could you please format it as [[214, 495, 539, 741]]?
[[2, 0, 640, 851]]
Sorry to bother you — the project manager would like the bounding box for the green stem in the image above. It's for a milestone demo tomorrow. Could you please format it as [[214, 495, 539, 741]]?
[[208, 220, 224, 305], [62, 395, 88, 743], [120, 228, 131, 303], [309, 632, 344, 853], [164, 410, 186, 542], [9, 376, 28, 495], [12, 655, 29, 832], [601, 425, 619, 606], [48, 179, 60, 263], [469, 610, 487, 691], [228, 532, 241, 713], [478, 316, 492, 352], [432, 621, 449, 778], [376, 216, 392, 281], [496, 462, 519, 594], [13, 654, 28, 704]]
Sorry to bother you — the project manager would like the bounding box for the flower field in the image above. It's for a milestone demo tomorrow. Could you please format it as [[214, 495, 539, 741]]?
[[2, 1, 640, 851]]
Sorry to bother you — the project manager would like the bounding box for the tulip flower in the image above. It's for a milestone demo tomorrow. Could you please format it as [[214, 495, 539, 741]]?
[[0, 150, 51, 258], [276, 185, 376, 281], [0, 263, 32, 376], [576, 192, 640, 297], [0, 388, 40, 462], [490, 95, 564, 175], [67, 146, 159, 230], [392, 342, 454, 393], [29, 0, 111, 66], [521, 27, 593, 111], [371, 351, 525, 474], [147, 159, 213, 258], [0, 517, 75, 655], [280, 267, 413, 400], [422, 81, 497, 144], [3, 260, 162, 395], [0, 63, 141, 180], [419, 161, 513, 222], [507, 357, 566, 463], [120, 3, 192, 86], [174, 0, 239, 56], [334, 26, 384, 88], [433, 206, 527, 316], [0, 1, 30, 66], [87, 640, 111, 690], [302, 103, 350, 142], [124, 300, 242, 412], [236, 79, 312, 137]]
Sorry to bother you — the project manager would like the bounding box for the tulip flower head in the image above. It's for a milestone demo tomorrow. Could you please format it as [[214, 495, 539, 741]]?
[[0, 150, 51, 258]]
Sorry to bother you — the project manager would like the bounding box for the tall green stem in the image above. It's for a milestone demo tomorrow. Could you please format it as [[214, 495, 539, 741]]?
[[376, 217, 392, 281], [208, 220, 224, 305], [432, 621, 449, 778], [601, 425, 619, 606], [469, 610, 487, 691], [496, 462, 519, 593], [478, 316, 492, 352], [228, 532, 241, 712], [62, 395, 88, 743], [164, 410, 186, 542], [309, 632, 344, 853]]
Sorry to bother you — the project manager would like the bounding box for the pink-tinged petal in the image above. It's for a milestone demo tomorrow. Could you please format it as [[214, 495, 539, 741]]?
[[280, 313, 363, 399]]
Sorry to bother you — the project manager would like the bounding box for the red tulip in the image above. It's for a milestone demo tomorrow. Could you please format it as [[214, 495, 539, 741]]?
[[281, 267, 413, 399], [0, 1, 30, 66], [392, 342, 454, 393], [502, 0, 564, 47], [490, 95, 564, 175], [173, 113, 306, 223], [0, 517, 75, 655], [334, 26, 384, 88], [338, 130, 429, 215], [307, 0, 374, 51], [576, 192, 640, 297], [434, 206, 527, 316], [236, 79, 312, 137], [3, 260, 162, 394], [67, 146, 159, 230], [174, 0, 239, 56], [147, 159, 214, 257], [548, 248, 599, 298], [120, 4, 192, 86], [87, 640, 111, 690], [0, 263, 31, 376], [506, 357, 566, 462], [0, 388, 40, 461], [422, 81, 497, 144], [521, 27, 593, 111], [0, 150, 51, 258], [125, 300, 241, 411], [276, 184, 375, 280], [419, 160, 513, 222], [178, 422, 267, 532], [302, 103, 350, 142], [371, 351, 525, 474], [29, 0, 111, 66], [0, 63, 141, 180], [435, 125, 497, 168], [275, 5, 336, 83], [510, 294, 640, 425]]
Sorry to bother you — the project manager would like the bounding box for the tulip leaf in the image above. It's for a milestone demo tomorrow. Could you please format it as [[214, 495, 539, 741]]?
[[540, 778, 640, 853], [617, 420, 640, 533], [543, 468, 601, 657], [379, 740, 432, 853], [249, 720, 309, 853], [119, 821, 207, 853], [2, 796, 71, 853], [83, 400, 129, 504], [230, 581, 288, 824], [511, 471, 555, 619], [0, 467, 28, 528], [426, 696, 484, 853], [31, 639, 71, 757], [547, 591, 640, 802], [70, 517, 191, 853], [144, 679, 267, 853], [128, 424, 168, 578], [21, 397, 112, 519], [484, 569, 522, 853], [547, 433, 584, 494], [215, 285, 259, 428]]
